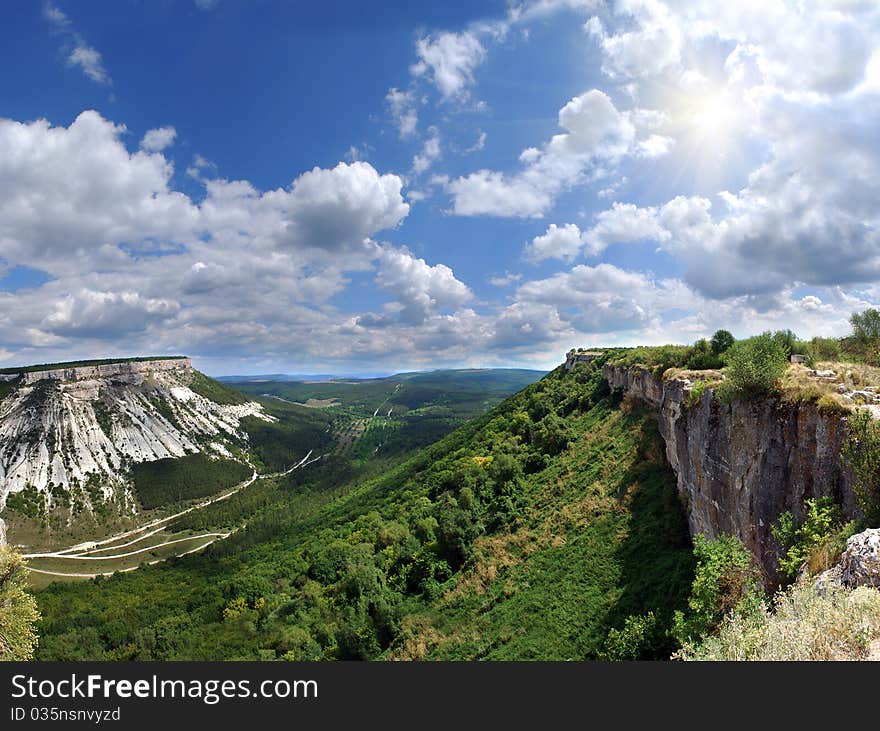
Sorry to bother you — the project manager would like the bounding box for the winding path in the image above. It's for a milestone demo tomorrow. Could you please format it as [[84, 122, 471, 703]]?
[[22, 470, 258, 560], [27, 533, 229, 561], [26, 537, 228, 579], [23, 446, 322, 579]]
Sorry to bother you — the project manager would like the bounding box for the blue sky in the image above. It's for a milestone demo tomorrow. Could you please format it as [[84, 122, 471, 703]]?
[[0, 1, 879, 375]]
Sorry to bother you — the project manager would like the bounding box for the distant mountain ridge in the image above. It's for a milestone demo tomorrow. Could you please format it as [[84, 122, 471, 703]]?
[[217, 374, 349, 383], [218, 367, 547, 383]]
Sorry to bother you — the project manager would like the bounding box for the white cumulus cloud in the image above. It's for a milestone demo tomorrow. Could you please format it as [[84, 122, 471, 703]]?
[[140, 126, 177, 152], [411, 30, 487, 102]]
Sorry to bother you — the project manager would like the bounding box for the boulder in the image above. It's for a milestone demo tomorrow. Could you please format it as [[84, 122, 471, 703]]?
[[815, 529, 880, 593], [839, 529, 880, 588], [813, 565, 843, 595], [809, 369, 836, 378]]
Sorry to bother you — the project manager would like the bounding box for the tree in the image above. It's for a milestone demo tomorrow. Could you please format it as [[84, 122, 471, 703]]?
[[724, 332, 789, 395], [808, 337, 841, 363], [686, 338, 723, 370], [434, 494, 482, 569], [531, 413, 570, 456], [0, 545, 41, 660], [771, 329, 799, 357], [710, 329, 735, 355], [850, 308, 880, 343]]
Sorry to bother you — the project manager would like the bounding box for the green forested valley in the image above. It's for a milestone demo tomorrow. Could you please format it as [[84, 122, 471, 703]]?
[[34, 359, 695, 660]]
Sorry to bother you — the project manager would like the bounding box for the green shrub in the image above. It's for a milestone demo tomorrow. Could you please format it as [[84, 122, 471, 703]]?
[[771, 329, 799, 357], [842, 409, 880, 525], [5, 486, 45, 520], [684, 380, 709, 409], [0, 546, 41, 660], [807, 337, 841, 363], [600, 612, 661, 661], [672, 534, 762, 646], [685, 339, 724, 370], [608, 344, 692, 375], [724, 332, 788, 395], [771, 497, 846, 582]]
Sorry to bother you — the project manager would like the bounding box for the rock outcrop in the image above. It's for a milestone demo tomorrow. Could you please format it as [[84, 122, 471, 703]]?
[[603, 364, 858, 582], [816, 529, 880, 591], [839, 529, 880, 587], [0, 359, 273, 517], [13, 358, 193, 385]]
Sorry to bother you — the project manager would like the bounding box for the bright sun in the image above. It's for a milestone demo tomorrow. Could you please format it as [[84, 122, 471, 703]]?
[[656, 85, 749, 190], [686, 91, 737, 144]]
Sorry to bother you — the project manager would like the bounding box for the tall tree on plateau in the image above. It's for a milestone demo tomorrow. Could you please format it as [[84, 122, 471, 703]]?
[[851, 308, 880, 343], [0, 545, 41, 660]]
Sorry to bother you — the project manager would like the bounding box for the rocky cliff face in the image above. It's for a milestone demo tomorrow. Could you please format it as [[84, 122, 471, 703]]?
[[603, 364, 858, 581], [0, 359, 272, 518], [14, 358, 193, 385]]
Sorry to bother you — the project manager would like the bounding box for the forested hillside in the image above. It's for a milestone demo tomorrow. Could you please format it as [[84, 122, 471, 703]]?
[[35, 357, 695, 660]]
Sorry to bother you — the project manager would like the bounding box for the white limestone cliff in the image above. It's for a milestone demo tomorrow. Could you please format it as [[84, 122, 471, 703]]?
[[0, 359, 273, 515]]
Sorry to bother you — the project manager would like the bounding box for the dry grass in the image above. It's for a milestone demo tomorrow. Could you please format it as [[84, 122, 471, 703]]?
[[667, 361, 878, 414], [388, 615, 446, 660], [779, 364, 853, 413], [815, 361, 880, 390], [804, 523, 859, 577], [664, 368, 724, 382], [679, 583, 880, 661], [442, 529, 539, 601]]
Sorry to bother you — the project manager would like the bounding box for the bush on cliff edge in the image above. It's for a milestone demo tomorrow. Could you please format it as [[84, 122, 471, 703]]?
[[724, 332, 788, 396]]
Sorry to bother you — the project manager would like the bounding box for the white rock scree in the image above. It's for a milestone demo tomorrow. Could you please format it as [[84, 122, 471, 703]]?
[[0, 357, 274, 541]]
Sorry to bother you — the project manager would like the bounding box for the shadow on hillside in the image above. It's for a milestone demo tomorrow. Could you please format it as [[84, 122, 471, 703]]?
[[604, 408, 695, 659]]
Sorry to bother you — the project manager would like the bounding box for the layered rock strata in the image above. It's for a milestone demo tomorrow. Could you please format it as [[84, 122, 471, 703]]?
[[604, 364, 858, 580]]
